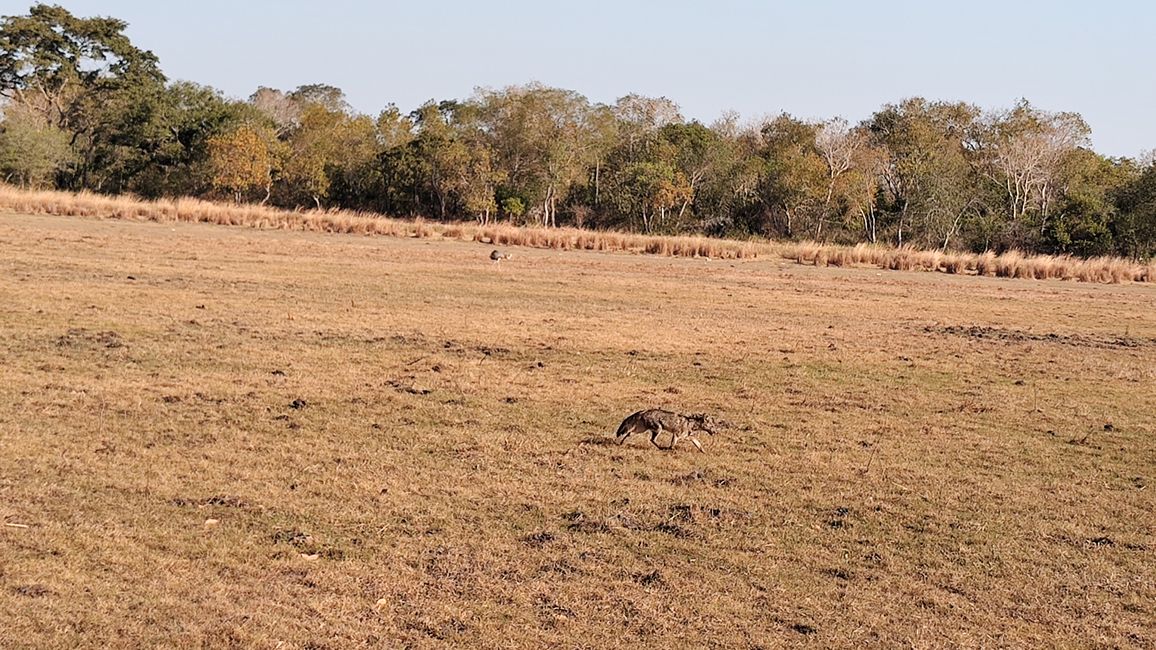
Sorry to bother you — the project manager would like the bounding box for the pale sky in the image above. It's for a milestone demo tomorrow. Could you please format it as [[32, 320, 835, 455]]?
[[5, 0, 1154, 158]]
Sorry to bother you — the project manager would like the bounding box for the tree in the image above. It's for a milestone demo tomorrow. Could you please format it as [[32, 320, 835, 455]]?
[[613, 94, 682, 157], [690, 113, 765, 237], [289, 84, 350, 113], [1112, 162, 1156, 259], [408, 101, 472, 219], [249, 87, 300, 135], [868, 99, 981, 249], [659, 121, 723, 224], [280, 102, 376, 209], [0, 102, 73, 187], [1038, 149, 1133, 256], [478, 84, 600, 226], [813, 118, 869, 240], [623, 161, 692, 233], [0, 4, 166, 191], [971, 100, 1090, 240], [844, 142, 888, 243], [757, 114, 826, 239], [207, 124, 282, 203], [0, 4, 164, 126]]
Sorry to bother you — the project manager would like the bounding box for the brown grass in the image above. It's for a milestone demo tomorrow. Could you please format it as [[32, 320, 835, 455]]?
[[1, 184, 1153, 283], [2, 213, 1155, 648]]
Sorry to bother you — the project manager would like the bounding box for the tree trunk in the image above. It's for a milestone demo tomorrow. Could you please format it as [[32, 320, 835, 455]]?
[[897, 199, 908, 247], [594, 161, 601, 207]]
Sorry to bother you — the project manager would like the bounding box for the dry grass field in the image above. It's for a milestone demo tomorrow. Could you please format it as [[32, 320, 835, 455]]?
[[1, 212, 1154, 649]]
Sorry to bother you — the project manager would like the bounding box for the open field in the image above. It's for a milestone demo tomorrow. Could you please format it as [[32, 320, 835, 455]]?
[[1, 213, 1154, 648]]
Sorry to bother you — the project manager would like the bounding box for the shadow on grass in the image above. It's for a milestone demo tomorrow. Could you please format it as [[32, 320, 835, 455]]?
[[579, 435, 620, 447]]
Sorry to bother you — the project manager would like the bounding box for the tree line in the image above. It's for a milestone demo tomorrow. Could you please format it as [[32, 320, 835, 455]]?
[[2, 4, 1154, 258]]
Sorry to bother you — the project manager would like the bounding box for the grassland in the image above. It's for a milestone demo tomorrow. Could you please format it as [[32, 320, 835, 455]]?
[[1, 212, 1154, 649]]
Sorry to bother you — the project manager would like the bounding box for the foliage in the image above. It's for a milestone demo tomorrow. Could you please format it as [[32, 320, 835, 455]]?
[[208, 123, 282, 203], [0, 102, 73, 187], [1112, 162, 1156, 259]]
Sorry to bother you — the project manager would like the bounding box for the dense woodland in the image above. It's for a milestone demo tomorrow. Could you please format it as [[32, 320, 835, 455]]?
[[2, 5, 1155, 258]]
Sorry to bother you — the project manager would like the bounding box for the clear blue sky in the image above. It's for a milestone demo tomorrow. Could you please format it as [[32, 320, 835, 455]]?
[[7, 0, 1153, 157]]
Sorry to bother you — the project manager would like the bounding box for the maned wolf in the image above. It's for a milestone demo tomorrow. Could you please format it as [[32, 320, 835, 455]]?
[[614, 409, 720, 452]]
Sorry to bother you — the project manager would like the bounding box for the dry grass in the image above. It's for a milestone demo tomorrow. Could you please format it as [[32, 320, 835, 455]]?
[[784, 238, 1154, 284], [0, 185, 767, 261], [2, 184, 1152, 283], [2, 213, 1154, 649]]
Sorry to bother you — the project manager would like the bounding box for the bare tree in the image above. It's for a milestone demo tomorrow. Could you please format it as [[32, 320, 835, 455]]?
[[248, 87, 301, 136], [814, 118, 866, 239], [973, 101, 1090, 229]]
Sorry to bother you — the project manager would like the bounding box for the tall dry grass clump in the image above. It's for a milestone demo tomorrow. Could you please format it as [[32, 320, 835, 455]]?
[[975, 251, 997, 276], [886, 247, 918, 271], [942, 254, 968, 274]]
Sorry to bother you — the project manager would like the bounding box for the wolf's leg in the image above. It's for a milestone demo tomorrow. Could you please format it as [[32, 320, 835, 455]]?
[[650, 426, 665, 449], [615, 432, 630, 444], [689, 436, 704, 452]]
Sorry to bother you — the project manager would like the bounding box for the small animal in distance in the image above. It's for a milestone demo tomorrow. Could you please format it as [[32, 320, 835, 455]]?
[[490, 249, 512, 263], [614, 408, 720, 452]]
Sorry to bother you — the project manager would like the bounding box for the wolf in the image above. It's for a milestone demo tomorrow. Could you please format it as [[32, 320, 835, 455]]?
[[614, 409, 720, 452]]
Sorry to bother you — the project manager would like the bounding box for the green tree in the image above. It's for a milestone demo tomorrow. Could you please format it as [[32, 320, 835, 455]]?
[[1040, 149, 1134, 256], [0, 4, 164, 124], [757, 114, 826, 239], [409, 101, 473, 219], [279, 100, 377, 209], [868, 99, 981, 249], [623, 161, 693, 233], [0, 4, 166, 190], [115, 82, 256, 197], [1112, 162, 1156, 259], [0, 102, 73, 187], [478, 84, 601, 226], [657, 121, 725, 227]]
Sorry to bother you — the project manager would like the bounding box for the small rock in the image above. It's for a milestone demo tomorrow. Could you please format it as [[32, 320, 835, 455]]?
[[204, 518, 220, 527]]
